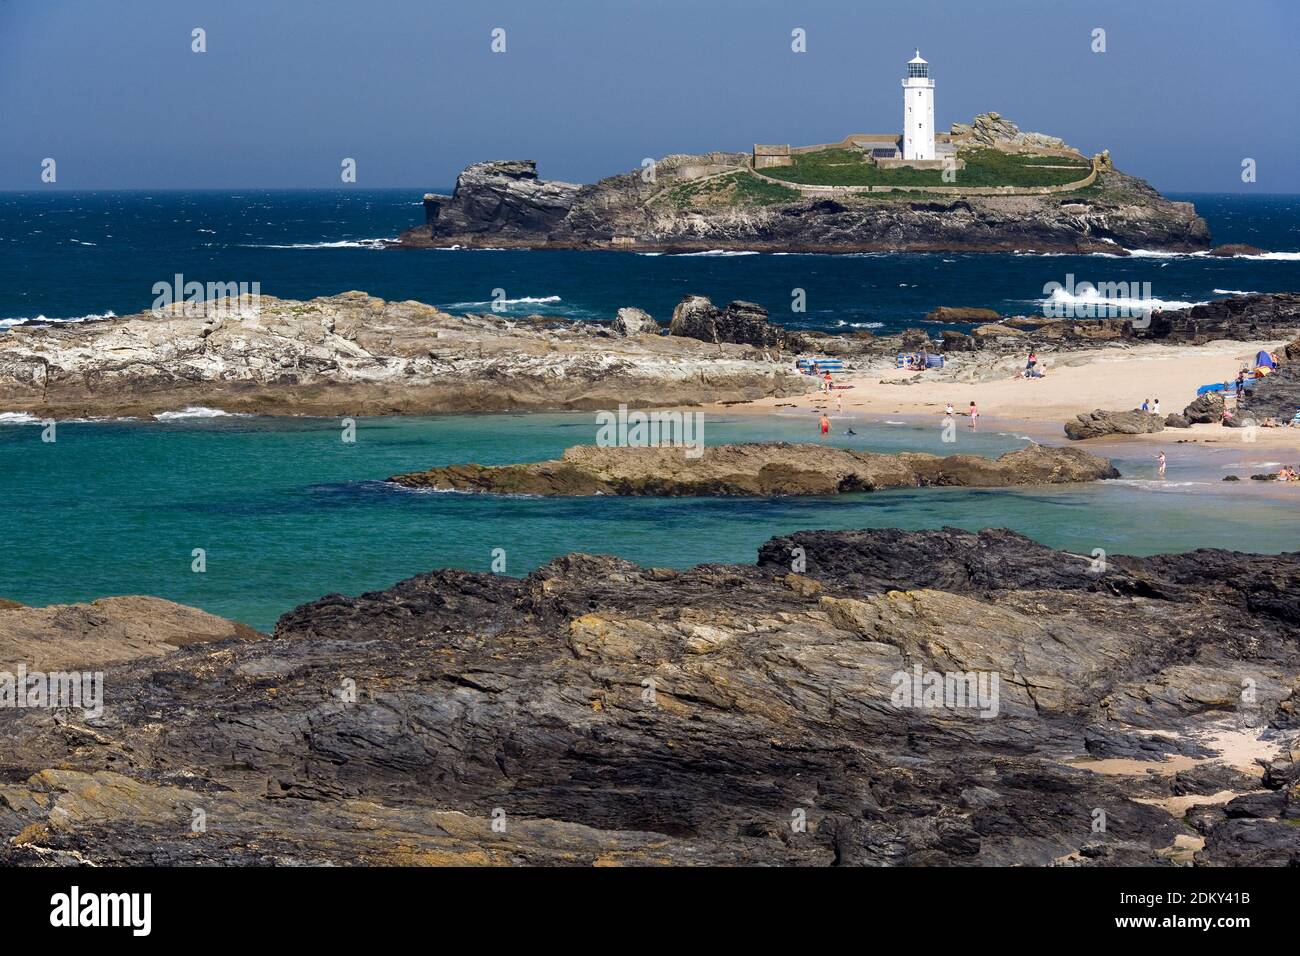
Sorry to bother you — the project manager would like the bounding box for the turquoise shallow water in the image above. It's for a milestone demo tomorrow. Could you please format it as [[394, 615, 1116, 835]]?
[[3, 411, 1297, 630]]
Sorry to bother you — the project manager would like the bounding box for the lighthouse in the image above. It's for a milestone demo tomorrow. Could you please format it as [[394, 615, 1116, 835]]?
[[902, 50, 935, 161]]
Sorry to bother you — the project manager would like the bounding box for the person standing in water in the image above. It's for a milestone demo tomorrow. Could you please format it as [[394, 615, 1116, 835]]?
[[969, 401, 979, 427], [1157, 451, 1166, 478], [819, 413, 831, 438]]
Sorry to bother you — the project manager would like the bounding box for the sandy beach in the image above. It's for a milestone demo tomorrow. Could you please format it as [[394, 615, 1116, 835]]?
[[713, 337, 1300, 450]]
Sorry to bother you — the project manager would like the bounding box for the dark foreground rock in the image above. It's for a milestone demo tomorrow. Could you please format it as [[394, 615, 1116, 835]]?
[[0, 528, 1295, 866], [387, 442, 1120, 496]]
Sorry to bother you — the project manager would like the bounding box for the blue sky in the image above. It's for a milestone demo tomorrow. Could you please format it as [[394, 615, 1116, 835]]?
[[1, 0, 1296, 191]]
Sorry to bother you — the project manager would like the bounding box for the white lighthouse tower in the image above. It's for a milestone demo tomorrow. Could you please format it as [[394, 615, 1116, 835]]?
[[901, 49, 935, 161]]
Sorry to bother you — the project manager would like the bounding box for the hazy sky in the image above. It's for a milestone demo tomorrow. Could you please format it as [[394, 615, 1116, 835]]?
[[2, 0, 1296, 192]]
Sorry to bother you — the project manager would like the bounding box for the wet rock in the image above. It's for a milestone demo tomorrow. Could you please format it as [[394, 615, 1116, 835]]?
[[1164, 413, 1191, 428], [926, 307, 1002, 324], [1207, 244, 1268, 257], [387, 442, 1119, 496]]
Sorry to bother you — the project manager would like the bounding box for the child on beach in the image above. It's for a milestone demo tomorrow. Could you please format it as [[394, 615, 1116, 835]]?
[[819, 414, 831, 437], [945, 402, 954, 416], [969, 401, 979, 426], [1153, 398, 1161, 415], [1157, 451, 1166, 477]]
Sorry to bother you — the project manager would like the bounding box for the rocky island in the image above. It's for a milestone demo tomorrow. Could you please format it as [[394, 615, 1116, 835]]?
[[387, 442, 1119, 496], [2, 527, 1296, 866], [399, 114, 1210, 255]]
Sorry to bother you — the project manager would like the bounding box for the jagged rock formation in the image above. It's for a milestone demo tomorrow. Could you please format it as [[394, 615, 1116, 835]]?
[[0, 292, 801, 419], [950, 112, 1072, 151], [1064, 409, 1166, 441], [1, 528, 1295, 866], [1183, 392, 1225, 424], [387, 442, 1120, 495], [1146, 293, 1300, 345], [399, 153, 1211, 254], [668, 296, 787, 349], [1239, 334, 1300, 423]]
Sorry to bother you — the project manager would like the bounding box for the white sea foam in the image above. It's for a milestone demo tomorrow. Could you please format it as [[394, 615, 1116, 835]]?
[[1126, 248, 1300, 261], [240, 237, 397, 249], [1040, 288, 1203, 312], [675, 249, 760, 257], [152, 406, 248, 421], [1212, 289, 1261, 295], [443, 295, 562, 309], [0, 412, 40, 425], [0, 310, 116, 330], [834, 320, 884, 329]]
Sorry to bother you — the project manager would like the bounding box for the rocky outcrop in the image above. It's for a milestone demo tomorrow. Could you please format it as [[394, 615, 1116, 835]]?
[[0, 292, 802, 419], [0, 596, 262, 671], [387, 442, 1119, 495], [1, 527, 1295, 866], [421, 161, 582, 243], [1146, 293, 1300, 345], [950, 112, 1073, 152], [399, 152, 1211, 254], [1182, 392, 1224, 424], [668, 296, 786, 349], [1237, 336, 1300, 423], [1207, 244, 1268, 257], [1064, 409, 1165, 441], [611, 307, 659, 336], [925, 306, 1002, 324]]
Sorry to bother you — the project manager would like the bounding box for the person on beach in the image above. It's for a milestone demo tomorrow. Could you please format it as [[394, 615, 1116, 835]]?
[[945, 402, 955, 416], [1141, 398, 1150, 412], [969, 401, 979, 427], [1153, 398, 1161, 415], [1236, 371, 1245, 398], [1026, 350, 1037, 371], [823, 371, 833, 394], [819, 414, 831, 437], [1157, 451, 1166, 478]]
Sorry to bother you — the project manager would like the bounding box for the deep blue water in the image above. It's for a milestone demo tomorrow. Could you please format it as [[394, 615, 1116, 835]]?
[[2, 190, 1297, 333]]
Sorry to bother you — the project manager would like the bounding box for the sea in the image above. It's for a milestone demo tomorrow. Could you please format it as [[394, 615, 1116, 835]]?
[[1, 190, 1298, 629]]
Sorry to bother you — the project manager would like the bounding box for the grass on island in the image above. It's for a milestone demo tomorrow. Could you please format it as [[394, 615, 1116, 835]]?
[[662, 171, 803, 209], [759, 146, 1091, 189]]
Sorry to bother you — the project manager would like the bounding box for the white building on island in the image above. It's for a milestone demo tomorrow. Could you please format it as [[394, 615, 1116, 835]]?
[[902, 50, 936, 161]]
